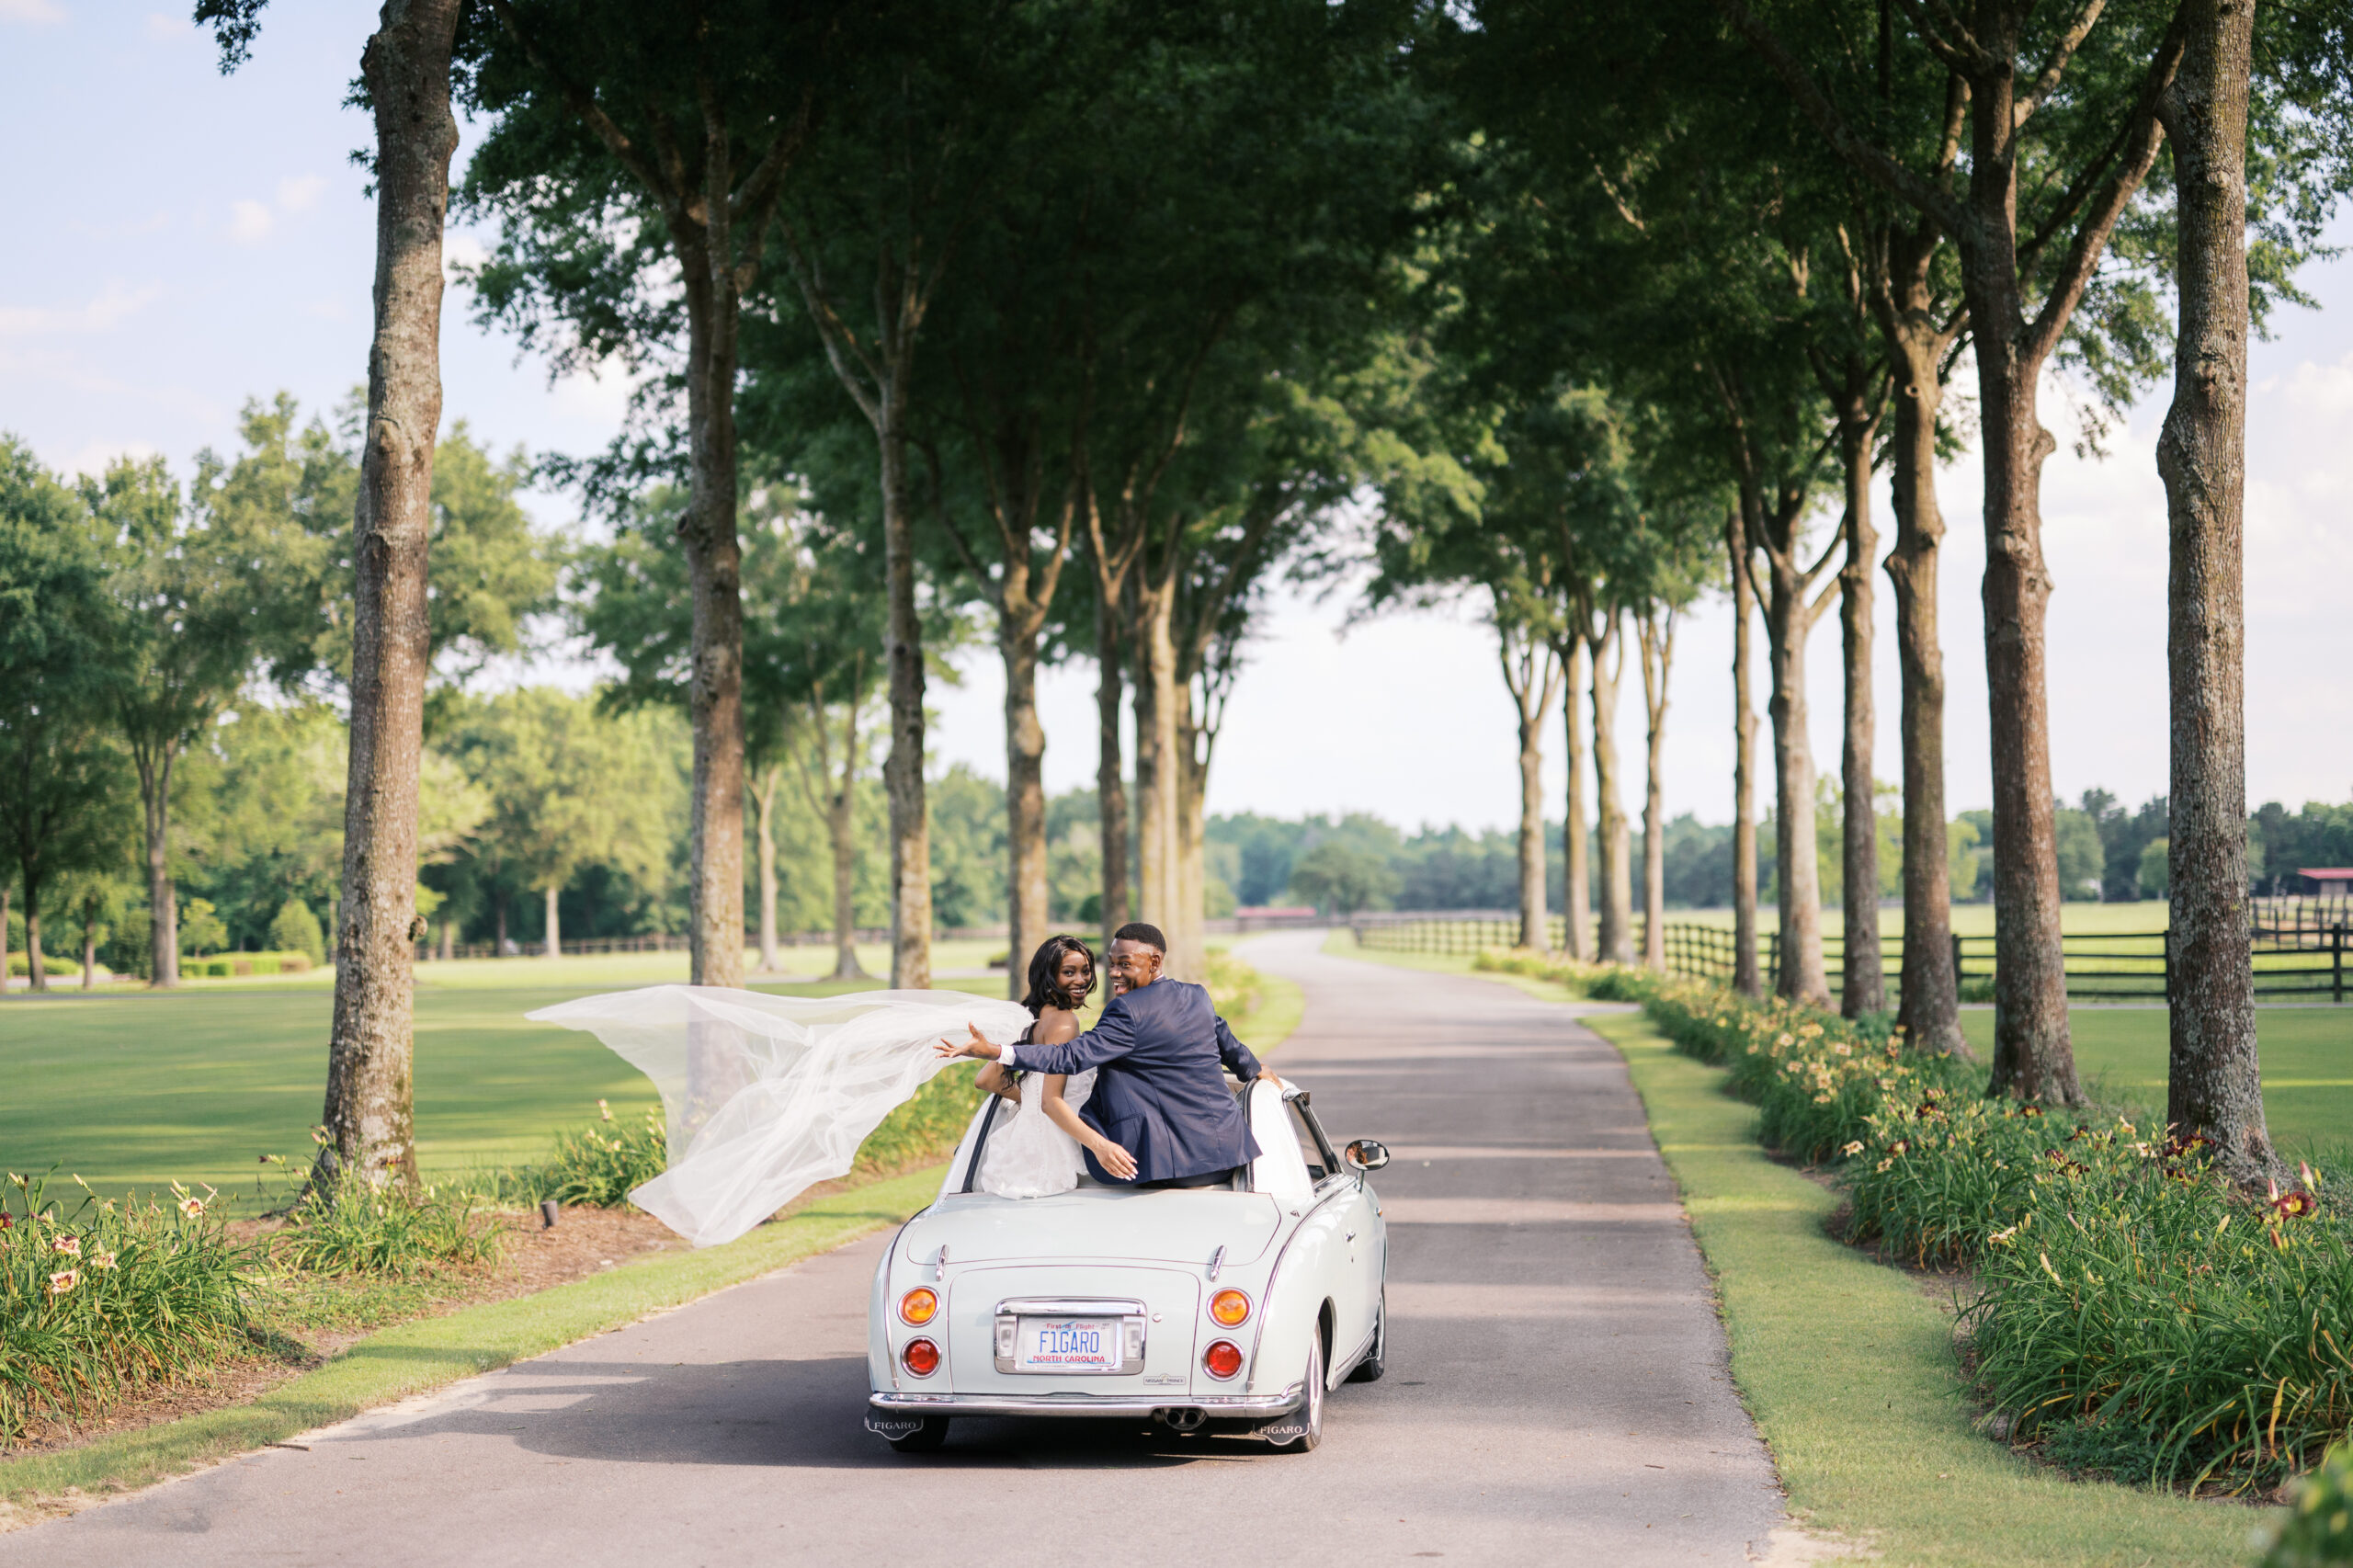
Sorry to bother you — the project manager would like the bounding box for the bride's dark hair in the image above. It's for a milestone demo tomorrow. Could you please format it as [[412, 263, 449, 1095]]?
[[1022, 935, 1097, 1017]]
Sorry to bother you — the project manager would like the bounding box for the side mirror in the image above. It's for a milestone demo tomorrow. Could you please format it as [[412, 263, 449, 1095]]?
[[1344, 1139, 1390, 1173]]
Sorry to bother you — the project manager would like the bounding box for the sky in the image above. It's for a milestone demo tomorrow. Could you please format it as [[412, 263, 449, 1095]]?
[[5, 2, 2350, 836]]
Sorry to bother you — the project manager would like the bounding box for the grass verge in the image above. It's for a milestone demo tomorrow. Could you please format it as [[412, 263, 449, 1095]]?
[[1584, 1006, 2263, 1567], [0, 1165, 941, 1518]]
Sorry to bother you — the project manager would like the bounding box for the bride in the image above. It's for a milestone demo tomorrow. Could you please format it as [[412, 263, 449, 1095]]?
[[971, 936, 1137, 1196]]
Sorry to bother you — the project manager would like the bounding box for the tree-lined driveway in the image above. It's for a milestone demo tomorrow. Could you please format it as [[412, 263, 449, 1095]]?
[[3, 932, 1787, 1566]]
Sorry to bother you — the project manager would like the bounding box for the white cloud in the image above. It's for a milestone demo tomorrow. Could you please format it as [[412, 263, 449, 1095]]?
[[277, 174, 327, 213], [0, 279, 163, 336], [60, 437, 159, 481], [1, 0, 65, 25], [228, 199, 273, 244], [141, 10, 187, 39]]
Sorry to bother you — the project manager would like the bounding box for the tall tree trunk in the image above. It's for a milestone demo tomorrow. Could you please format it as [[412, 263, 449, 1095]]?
[[80, 918, 96, 990], [1590, 611, 1633, 965], [137, 744, 179, 987], [1758, 521, 1832, 1006], [1559, 637, 1590, 960], [1094, 593, 1131, 950], [542, 883, 560, 960], [319, 0, 460, 1192], [753, 763, 779, 972], [1004, 623, 1050, 996], [438, 917, 453, 961], [1505, 627, 1561, 953], [880, 398, 931, 991], [677, 256, 745, 993], [1729, 515, 1761, 995], [1878, 262, 1966, 1053], [2, 882, 11, 994], [1836, 400, 1886, 1016], [494, 894, 506, 955], [1173, 683, 1210, 982], [24, 875, 44, 992], [828, 701, 869, 981], [2158, 0, 2272, 1183], [1132, 569, 1184, 965], [1639, 608, 1675, 971]]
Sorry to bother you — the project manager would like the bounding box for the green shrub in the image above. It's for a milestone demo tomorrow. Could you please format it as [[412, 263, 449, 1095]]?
[[505, 1102, 668, 1208], [0, 1173, 254, 1441], [267, 901, 325, 967], [2266, 1439, 2353, 1566], [1206, 950, 1263, 1023], [1967, 1149, 2353, 1493], [267, 1165, 503, 1278]]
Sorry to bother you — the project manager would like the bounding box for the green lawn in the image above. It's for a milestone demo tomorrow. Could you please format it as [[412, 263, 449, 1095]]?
[[1588, 1008, 2261, 1566], [1960, 1006, 2353, 1161], [2, 944, 1300, 1211], [0, 965, 1013, 1210]]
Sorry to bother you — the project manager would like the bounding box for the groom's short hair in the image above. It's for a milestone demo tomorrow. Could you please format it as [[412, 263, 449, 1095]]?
[[1112, 922, 1167, 953]]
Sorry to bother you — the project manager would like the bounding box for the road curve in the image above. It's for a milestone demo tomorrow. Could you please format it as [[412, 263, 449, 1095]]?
[[2, 930, 1788, 1566]]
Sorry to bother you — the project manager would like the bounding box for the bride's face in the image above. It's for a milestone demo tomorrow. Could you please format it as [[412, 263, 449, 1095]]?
[[1055, 949, 1097, 1004]]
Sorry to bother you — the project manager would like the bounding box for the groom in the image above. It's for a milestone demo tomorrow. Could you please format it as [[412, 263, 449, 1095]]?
[[942, 923, 1272, 1187]]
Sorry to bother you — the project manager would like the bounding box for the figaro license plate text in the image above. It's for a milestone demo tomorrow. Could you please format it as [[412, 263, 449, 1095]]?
[[1016, 1317, 1120, 1371]]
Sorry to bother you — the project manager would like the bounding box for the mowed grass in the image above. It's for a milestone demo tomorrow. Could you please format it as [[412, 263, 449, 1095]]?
[[1, 944, 1301, 1211], [1586, 1008, 2261, 1566], [0, 965, 1013, 1210], [1958, 1006, 2353, 1160]]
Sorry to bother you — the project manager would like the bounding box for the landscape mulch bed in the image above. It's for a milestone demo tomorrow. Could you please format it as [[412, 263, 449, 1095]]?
[[5, 1205, 683, 1459]]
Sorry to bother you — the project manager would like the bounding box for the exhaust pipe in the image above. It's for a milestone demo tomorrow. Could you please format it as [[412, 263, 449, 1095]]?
[[1152, 1406, 1207, 1433]]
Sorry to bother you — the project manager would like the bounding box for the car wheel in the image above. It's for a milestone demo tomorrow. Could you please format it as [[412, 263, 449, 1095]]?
[[1266, 1334, 1325, 1453], [1347, 1291, 1386, 1383], [886, 1415, 950, 1453]]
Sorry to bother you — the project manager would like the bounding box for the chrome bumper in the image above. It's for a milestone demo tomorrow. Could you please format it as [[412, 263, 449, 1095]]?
[[868, 1386, 1303, 1420]]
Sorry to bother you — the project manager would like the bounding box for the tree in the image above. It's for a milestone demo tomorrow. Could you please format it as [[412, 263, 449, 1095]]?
[[2156, 0, 2271, 1183], [464, 0, 828, 992], [0, 438, 121, 994], [1288, 841, 1398, 919], [203, 0, 465, 1191], [83, 457, 257, 988], [440, 689, 673, 957]]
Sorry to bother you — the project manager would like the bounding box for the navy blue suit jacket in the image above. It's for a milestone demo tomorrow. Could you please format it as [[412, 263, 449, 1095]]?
[[1009, 978, 1262, 1185]]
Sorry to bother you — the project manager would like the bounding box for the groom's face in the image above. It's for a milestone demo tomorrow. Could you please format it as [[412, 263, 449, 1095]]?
[[1108, 939, 1164, 995]]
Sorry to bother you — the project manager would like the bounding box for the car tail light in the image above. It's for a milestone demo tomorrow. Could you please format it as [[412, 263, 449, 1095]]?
[[1208, 1289, 1251, 1327], [898, 1287, 938, 1325], [902, 1337, 941, 1378], [1202, 1340, 1244, 1381]]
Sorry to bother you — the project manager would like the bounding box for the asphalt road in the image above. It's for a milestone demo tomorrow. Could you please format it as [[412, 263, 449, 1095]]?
[[4, 932, 1790, 1566]]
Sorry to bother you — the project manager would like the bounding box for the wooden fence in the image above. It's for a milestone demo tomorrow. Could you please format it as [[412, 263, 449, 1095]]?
[[1351, 910, 2348, 1004]]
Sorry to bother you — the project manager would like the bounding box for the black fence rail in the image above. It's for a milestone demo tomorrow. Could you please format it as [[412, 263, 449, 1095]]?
[[1350, 911, 2349, 1004]]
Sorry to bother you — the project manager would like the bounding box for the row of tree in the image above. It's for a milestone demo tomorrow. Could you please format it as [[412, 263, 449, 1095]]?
[[139, 0, 2347, 1188]]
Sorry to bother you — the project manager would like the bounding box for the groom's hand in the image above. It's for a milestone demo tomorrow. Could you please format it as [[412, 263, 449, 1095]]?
[[934, 1023, 1003, 1062]]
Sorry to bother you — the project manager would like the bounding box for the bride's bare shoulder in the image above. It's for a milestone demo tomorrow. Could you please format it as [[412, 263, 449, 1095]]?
[[1031, 1006, 1081, 1044]]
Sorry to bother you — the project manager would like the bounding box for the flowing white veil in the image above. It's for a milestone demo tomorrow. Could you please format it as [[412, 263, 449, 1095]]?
[[528, 985, 1033, 1247]]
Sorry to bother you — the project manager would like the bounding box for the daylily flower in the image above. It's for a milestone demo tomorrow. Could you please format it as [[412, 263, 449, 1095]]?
[[178, 1197, 206, 1219], [48, 1269, 76, 1295], [51, 1234, 79, 1256], [1841, 1141, 1866, 1157], [2267, 1178, 2317, 1221], [598, 1099, 613, 1122], [88, 1250, 117, 1271]]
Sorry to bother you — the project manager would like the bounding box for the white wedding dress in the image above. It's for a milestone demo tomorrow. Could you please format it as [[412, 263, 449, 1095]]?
[[973, 1066, 1097, 1199], [528, 985, 1033, 1247]]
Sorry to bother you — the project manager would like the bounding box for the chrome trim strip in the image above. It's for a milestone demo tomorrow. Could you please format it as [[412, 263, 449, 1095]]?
[[870, 1391, 1303, 1418], [994, 1297, 1147, 1317]]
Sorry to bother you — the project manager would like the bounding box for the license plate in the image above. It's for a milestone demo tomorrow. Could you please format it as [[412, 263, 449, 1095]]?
[[1016, 1317, 1120, 1372]]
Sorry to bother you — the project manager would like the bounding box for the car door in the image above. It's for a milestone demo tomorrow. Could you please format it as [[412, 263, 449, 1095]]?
[[1290, 1097, 1381, 1369]]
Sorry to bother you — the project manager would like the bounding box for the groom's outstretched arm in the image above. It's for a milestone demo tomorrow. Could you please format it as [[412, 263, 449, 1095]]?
[[1000, 996, 1138, 1076]]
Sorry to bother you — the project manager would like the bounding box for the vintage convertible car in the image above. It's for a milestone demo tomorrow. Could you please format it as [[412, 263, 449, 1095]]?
[[863, 1076, 1389, 1454]]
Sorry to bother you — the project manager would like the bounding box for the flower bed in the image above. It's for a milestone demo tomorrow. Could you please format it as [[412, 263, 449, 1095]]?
[[1477, 948, 2353, 1496]]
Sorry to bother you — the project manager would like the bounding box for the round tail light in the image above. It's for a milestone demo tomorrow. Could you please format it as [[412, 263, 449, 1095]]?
[[898, 1287, 938, 1325], [1208, 1288, 1251, 1327], [901, 1337, 941, 1378], [1202, 1340, 1244, 1381]]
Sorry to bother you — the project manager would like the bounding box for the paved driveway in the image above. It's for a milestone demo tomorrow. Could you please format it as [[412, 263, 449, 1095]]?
[[2, 931, 1788, 1565]]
